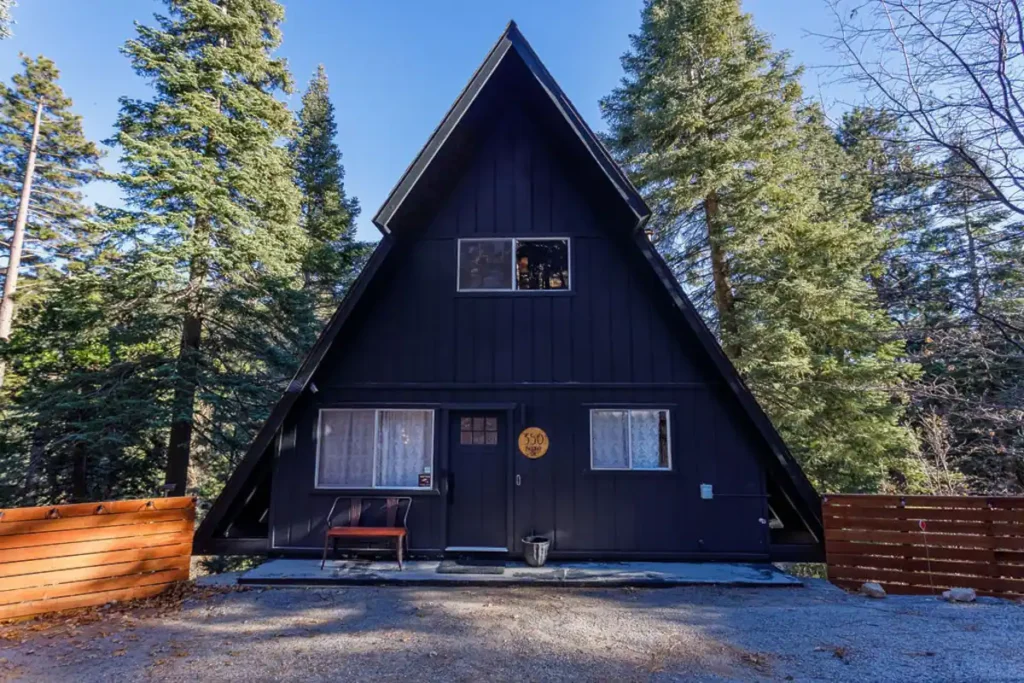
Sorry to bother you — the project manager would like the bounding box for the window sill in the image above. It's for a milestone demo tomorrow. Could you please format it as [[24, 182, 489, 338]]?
[[312, 488, 441, 497], [582, 469, 675, 478], [455, 290, 575, 298]]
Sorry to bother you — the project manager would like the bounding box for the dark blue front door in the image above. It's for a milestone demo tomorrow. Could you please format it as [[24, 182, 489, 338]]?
[[447, 412, 508, 550]]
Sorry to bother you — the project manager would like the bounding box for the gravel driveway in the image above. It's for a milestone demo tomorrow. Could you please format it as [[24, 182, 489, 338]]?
[[0, 579, 1021, 682]]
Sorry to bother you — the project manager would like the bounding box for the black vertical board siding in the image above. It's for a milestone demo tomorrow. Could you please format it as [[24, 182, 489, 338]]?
[[493, 297, 514, 381], [477, 137, 496, 235], [264, 97, 785, 560], [609, 247, 631, 382], [571, 238, 591, 381], [533, 297, 553, 382], [513, 112, 532, 234], [495, 116, 515, 236], [552, 297, 572, 383], [590, 241, 613, 382]]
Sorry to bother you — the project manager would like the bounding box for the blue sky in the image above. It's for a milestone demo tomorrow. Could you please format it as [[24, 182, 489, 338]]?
[[1, 0, 849, 241]]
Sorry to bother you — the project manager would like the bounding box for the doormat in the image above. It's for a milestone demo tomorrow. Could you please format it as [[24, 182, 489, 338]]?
[[436, 559, 506, 575]]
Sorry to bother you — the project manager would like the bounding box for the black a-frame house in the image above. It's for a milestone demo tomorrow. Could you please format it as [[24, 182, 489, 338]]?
[[195, 22, 823, 562]]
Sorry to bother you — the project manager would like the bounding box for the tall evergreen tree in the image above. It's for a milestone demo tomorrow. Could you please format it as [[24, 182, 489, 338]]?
[[602, 0, 915, 491], [292, 64, 367, 320], [0, 54, 102, 390], [112, 0, 305, 495]]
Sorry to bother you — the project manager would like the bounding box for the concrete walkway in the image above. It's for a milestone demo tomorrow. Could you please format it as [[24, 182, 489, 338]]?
[[239, 559, 802, 588]]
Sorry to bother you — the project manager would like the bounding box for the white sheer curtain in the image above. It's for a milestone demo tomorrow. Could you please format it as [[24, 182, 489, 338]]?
[[318, 410, 375, 487], [376, 410, 433, 487], [631, 410, 666, 469], [591, 410, 629, 468]]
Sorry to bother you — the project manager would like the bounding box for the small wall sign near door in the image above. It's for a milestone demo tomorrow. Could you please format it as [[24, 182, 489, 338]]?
[[518, 427, 549, 459]]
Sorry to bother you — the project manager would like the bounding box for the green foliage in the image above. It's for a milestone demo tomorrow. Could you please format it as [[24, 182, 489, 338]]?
[[0, 55, 103, 282], [602, 0, 917, 492], [111, 0, 310, 497], [292, 64, 370, 320], [0, 248, 177, 504]]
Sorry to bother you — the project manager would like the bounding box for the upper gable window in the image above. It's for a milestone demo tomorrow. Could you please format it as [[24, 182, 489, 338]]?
[[458, 238, 569, 291]]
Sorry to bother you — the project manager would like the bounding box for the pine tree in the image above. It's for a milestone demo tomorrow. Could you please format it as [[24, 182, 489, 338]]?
[[112, 0, 305, 495], [0, 247, 177, 505], [0, 54, 102, 390], [292, 65, 367, 320], [0, 0, 13, 39], [602, 0, 916, 491]]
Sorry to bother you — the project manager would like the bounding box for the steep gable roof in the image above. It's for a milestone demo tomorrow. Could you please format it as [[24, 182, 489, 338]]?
[[373, 21, 650, 235], [194, 22, 822, 553]]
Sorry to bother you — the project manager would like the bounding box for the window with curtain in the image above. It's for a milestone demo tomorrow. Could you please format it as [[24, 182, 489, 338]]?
[[590, 409, 670, 470], [317, 409, 434, 489]]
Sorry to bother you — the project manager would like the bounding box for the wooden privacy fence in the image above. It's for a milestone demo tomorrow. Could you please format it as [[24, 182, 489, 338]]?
[[0, 497, 194, 620], [824, 494, 1024, 598]]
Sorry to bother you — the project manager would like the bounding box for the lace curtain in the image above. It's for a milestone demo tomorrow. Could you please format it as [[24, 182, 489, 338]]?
[[377, 410, 433, 487], [318, 410, 375, 487], [591, 409, 669, 470], [591, 410, 629, 468], [630, 410, 665, 469]]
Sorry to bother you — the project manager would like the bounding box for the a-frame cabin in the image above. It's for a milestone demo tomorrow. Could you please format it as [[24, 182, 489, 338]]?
[[195, 22, 823, 562]]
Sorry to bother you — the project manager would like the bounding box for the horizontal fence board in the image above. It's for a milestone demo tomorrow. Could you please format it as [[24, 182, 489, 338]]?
[[822, 517, 1022, 536], [0, 509, 192, 537], [825, 528, 1024, 550], [0, 498, 193, 523], [0, 519, 192, 552], [0, 532, 193, 565], [829, 579, 947, 597], [824, 507, 1024, 524], [828, 554, 1024, 579], [0, 557, 189, 600], [826, 540, 1024, 564], [827, 565, 1024, 594], [0, 498, 193, 620], [824, 495, 1024, 510], [0, 580, 177, 621], [824, 494, 1024, 597], [0, 543, 192, 580], [0, 562, 189, 607]]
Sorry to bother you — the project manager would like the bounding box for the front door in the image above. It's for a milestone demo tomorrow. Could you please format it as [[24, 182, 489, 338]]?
[[446, 412, 508, 551]]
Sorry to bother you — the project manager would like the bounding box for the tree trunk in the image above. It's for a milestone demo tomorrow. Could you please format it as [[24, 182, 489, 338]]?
[[705, 191, 740, 358], [22, 425, 47, 505], [963, 207, 983, 314], [164, 217, 210, 496], [0, 100, 44, 390], [71, 439, 88, 502]]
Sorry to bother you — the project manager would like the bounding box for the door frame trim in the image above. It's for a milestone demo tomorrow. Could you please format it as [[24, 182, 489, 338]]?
[[441, 403, 517, 554]]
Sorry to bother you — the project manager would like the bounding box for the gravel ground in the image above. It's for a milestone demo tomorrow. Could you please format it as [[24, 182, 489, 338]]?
[[0, 578, 1021, 682]]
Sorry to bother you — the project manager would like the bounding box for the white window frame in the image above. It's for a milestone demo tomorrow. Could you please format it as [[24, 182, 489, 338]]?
[[456, 236, 571, 292], [589, 408, 672, 471], [314, 408, 435, 490]]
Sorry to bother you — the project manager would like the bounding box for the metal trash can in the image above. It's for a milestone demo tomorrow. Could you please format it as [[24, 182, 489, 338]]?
[[522, 535, 550, 567]]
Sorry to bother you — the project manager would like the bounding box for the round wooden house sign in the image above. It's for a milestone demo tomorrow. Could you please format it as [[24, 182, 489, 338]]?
[[518, 427, 549, 459]]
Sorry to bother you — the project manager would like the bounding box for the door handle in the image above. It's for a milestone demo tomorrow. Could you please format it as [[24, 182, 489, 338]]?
[[515, 474, 521, 487]]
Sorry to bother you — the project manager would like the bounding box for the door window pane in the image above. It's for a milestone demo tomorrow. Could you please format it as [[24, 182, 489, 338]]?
[[516, 239, 569, 290], [317, 410, 376, 487], [460, 414, 499, 447], [591, 410, 629, 468], [459, 239, 513, 290]]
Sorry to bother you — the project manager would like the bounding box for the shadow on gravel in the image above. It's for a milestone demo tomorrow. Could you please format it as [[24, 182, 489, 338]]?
[[3, 581, 1023, 682]]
